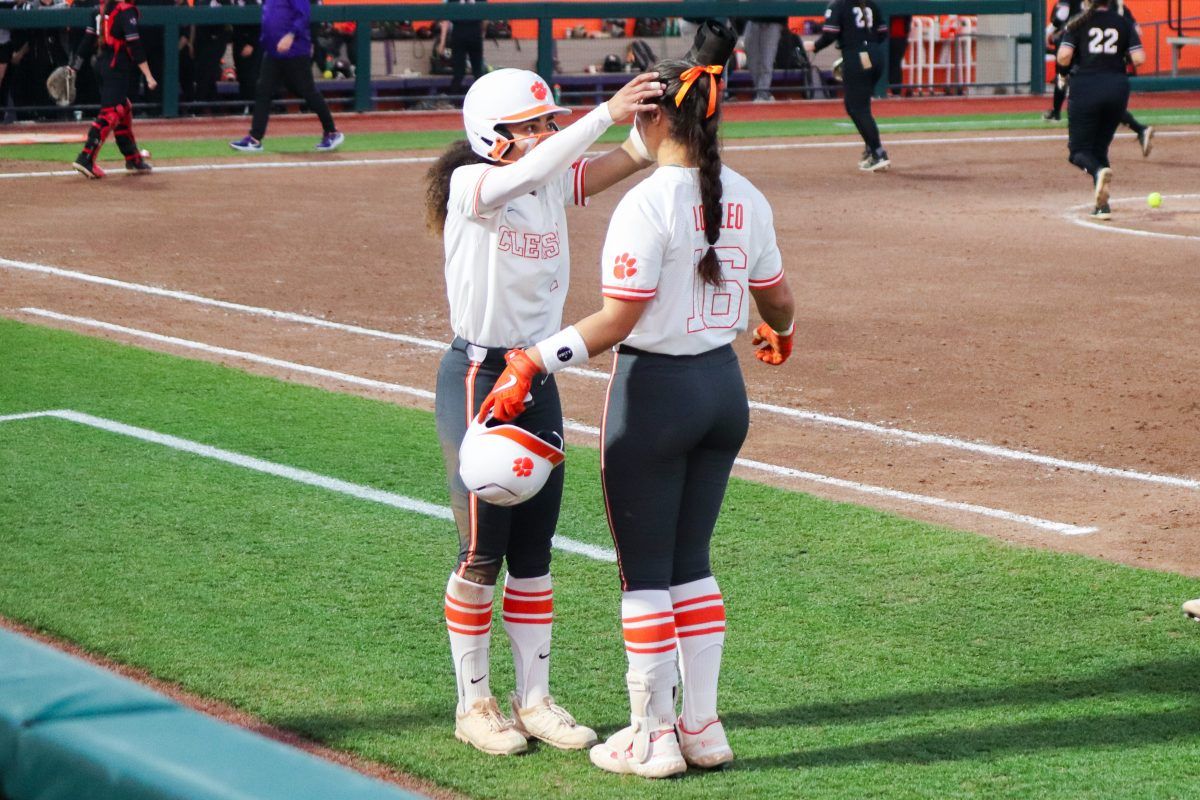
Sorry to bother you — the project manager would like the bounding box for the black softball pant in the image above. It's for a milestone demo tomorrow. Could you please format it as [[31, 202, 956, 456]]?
[[602, 344, 749, 592], [842, 42, 886, 153], [249, 54, 336, 140], [1067, 72, 1129, 179], [449, 33, 484, 96], [435, 338, 565, 586]]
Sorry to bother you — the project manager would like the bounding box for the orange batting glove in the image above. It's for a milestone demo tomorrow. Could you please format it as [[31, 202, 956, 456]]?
[[478, 349, 542, 422], [752, 321, 794, 366]]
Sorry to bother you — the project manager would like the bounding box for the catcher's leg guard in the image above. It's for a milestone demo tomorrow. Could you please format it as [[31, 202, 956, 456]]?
[[114, 101, 143, 164], [81, 104, 123, 162]]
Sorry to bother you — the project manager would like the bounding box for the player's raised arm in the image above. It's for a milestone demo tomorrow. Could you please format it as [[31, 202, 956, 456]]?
[[474, 72, 663, 213]]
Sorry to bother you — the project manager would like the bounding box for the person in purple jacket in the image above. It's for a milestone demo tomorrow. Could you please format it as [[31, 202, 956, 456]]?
[[230, 0, 343, 152]]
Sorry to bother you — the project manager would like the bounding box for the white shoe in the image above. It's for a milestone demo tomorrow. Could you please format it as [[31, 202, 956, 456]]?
[[510, 693, 598, 750], [455, 697, 529, 755], [1094, 167, 1113, 208], [677, 717, 734, 769], [1139, 126, 1154, 158], [1183, 598, 1200, 621], [589, 719, 686, 778]]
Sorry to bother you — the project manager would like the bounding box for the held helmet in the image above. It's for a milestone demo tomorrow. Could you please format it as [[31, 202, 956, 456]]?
[[458, 416, 565, 506], [462, 68, 570, 161]]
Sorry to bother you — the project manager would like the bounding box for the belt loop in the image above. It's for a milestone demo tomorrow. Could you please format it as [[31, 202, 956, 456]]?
[[466, 343, 489, 364]]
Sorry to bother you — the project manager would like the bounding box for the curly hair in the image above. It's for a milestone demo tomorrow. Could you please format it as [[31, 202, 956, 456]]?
[[424, 140, 488, 235], [651, 58, 725, 287]]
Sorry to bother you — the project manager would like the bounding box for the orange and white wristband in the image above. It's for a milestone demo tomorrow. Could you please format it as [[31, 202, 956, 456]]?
[[535, 326, 589, 374]]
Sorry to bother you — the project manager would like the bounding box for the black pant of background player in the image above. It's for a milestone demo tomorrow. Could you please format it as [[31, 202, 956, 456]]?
[[1067, 72, 1128, 180], [843, 41, 886, 156], [449, 31, 483, 98], [249, 54, 336, 140]]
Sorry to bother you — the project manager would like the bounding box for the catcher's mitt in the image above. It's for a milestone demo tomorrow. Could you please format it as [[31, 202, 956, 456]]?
[[46, 66, 76, 107]]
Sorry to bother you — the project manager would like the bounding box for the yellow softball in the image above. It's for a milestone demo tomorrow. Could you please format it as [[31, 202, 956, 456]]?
[[1147, 192, 1162, 208]]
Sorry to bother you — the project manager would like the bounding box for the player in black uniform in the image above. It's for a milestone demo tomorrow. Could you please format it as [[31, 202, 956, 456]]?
[[1058, 0, 1144, 219], [68, 0, 157, 178], [1044, 0, 1153, 157], [805, 0, 891, 171]]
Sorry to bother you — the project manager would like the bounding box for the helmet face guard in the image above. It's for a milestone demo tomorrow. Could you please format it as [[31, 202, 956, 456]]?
[[458, 417, 565, 507], [462, 69, 570, 162]]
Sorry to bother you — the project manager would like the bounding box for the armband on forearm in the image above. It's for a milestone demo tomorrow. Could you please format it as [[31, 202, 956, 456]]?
[[534, 326, 589, 374]]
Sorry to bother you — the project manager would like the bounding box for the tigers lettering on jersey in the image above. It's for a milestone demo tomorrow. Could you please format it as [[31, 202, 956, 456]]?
[[497, 226, 561, 259]]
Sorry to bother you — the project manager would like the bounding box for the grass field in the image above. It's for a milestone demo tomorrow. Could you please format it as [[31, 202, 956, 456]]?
[[4, 316, 1200, 799], [4, 107, 1199, 163]]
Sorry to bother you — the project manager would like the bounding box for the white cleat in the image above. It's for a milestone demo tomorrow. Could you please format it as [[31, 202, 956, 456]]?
[[677, 717, 734, 769], [589, 720, 686, 778], [1139, 126, 1154, 158], [510, 693, 598, 750], [1094, 167, 1113, 209], [1183, 598, 1200, 621], [454, 696, 529, 756]]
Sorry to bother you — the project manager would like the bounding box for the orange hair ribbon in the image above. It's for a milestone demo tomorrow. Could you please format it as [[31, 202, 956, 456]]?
[[674, 64, 724, 118]]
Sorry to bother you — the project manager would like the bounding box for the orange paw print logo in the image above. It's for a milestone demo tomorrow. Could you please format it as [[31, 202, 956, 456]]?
[[613, 253, 638, 280], [531, 81, 548, 101], [512, 457, 534, 478]]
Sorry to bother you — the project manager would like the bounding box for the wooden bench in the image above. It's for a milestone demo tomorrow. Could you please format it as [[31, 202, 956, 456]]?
[[1166, 36, 1200, 76]]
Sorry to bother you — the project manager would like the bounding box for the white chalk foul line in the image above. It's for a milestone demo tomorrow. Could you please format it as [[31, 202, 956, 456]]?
[[6, 129, 1198, 180], [0, 155, 438, 181], [1065, 194, 1200, 243], [0, 408, 614, 563], [16, 308, 1099, 536], [7, 256, 1196, 492]]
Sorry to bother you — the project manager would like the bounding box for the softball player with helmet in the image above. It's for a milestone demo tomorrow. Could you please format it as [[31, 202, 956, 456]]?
[[424, 66, 663, 756], [479, 56, 796, 778], [1057, 0, 1144, 219]]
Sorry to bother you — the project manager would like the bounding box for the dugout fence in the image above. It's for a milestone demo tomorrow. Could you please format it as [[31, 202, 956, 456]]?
[[0, 0, 1191, 121]]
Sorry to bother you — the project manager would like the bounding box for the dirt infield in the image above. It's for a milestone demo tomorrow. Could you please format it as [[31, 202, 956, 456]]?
[[2, 124, 1199, 582]]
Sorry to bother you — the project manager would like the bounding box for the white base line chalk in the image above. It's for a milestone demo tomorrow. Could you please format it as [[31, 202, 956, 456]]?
[[6, 259, 1195, 492], [16, 309, 1099, 537], [0, 408, 614, 563]]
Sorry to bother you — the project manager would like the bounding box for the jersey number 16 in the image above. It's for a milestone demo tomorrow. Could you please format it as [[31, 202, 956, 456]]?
[[687, 246, 747, 334]]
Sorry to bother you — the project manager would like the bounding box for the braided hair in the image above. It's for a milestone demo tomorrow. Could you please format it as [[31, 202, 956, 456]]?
[[652, 58, 725, 288]]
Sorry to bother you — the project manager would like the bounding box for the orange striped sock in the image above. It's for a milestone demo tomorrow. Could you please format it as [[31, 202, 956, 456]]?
[[621, 590, 678, 720], [445, 572, 494, 713], [671, 576, 726, 731], [502, 573, 553, 708]]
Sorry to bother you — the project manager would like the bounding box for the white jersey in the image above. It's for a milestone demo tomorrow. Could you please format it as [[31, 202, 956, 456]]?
[[442, 104, 612, 349], [601, 165, 784, 355]]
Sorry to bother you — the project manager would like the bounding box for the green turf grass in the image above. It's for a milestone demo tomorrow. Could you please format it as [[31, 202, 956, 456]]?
[[4, 107, 1198, 164], [2, 317, 1200, 799]]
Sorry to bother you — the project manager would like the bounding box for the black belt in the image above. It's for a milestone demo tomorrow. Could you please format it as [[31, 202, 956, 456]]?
[[451, 336, 511, 366]]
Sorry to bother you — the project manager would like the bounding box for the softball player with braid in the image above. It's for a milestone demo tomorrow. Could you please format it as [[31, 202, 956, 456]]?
[[424, 67, 663, 756], [480, 55, 796, 778]]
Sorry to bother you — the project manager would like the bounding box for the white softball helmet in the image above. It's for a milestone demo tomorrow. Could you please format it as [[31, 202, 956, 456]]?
[[463, 68, 570, 161], [458, 416, 565, 506]]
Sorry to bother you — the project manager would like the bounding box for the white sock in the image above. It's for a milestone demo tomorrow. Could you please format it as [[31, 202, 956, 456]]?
[[671, 576, 726, 732], [621, 589, 678, 723], [445, 572, 494, 715], [502, 573, 553, 708]]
